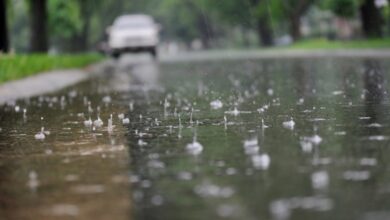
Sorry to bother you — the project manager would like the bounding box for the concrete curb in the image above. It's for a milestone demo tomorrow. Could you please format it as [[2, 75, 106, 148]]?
[[161, 49, 390, 63], [0, 60, 111, 105]]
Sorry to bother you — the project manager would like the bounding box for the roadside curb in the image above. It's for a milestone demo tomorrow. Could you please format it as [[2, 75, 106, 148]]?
[[161, 49, 390, 63], [0, 60, 111, 105]]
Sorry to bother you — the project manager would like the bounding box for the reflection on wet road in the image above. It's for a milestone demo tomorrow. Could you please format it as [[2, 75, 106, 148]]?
[[1, 54, 390, 220]]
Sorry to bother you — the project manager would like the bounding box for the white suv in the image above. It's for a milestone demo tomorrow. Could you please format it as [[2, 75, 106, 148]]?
[[108, 14, 159, 58]]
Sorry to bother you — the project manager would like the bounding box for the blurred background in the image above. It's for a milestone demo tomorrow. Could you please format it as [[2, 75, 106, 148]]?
[[1, 0, 390, 54]]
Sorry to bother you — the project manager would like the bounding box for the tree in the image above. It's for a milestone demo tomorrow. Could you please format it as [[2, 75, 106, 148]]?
[[210, 0, 273, 46], [327, 0, 357, 18], [360, 0, 383, 38], [155, 0, 214, 48], [251, 0, 273, 46], [29, 0, 48, 52], [49, 0, 81, 51], [72, 0, 105, 51], [0, 0, 8, 53], [278, 0, 316, 41], [323, 0, 385, 38], [184, 0, 215, 48]]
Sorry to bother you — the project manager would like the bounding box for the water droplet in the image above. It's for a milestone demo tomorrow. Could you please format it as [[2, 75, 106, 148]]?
[[210, 99, 223, 109]]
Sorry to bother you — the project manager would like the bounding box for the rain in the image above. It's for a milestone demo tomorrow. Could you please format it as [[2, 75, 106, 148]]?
[[1, 56, 390, 220], [2, 0, 390, 219]]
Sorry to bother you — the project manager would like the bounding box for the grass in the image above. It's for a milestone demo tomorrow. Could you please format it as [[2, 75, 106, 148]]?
[[0, 53, 103, 83], [288, 38, 390, 49]]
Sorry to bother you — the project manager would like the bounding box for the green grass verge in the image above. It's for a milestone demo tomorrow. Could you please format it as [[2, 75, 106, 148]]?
[[0, 53, 103, 83], [288, 38, 390, 49]]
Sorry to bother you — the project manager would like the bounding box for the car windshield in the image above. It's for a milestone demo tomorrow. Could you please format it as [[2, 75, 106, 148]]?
[[113, 16, 153, 29]]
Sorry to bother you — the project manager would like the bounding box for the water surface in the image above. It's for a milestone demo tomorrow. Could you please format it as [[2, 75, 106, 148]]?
[[1, 55, 390, 220]]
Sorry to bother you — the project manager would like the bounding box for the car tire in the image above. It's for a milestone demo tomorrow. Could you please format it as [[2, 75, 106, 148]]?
[[112, 52, 121, 59], [150, 47, 157, 59]]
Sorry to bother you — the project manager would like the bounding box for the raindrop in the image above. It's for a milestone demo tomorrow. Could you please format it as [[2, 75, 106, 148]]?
[[118, 113, 125, 120], [50, 204, 79, 216], [122, 117, 130, 124], [93, 116, 103, 127], [186, 135, 203, 155], [194, 181, 234, 198], [300, 139, 313, 153], [226, 167, 237, 175], [210, 99, 223, 109], [225, 107, 240, 116], [267, 88, 274, 96], [84, 117, 92, 127], [282, 117, 295, 130], [217, 204, 239, 218], [311, 171, 329, 190], [190, 108, 194, 124], [23, 108, 27, 120], [151, 195, 164, 206], [129, 101, 134, 111], [177, 171, 193, 180], [102, 95, 112, 104], [359, 158, 377, 166], [343, 170, 370, 181], [87, 101, 93, 113], [243, 138, 259, 155], [107, 114, 113, 133], [138, 139, 147, 146], [27, 170, 39, 191], [261, 118, 269, 129], [270, 200, 290, 220], [251, 154, 270, 170], [34, 127, 45, 140]]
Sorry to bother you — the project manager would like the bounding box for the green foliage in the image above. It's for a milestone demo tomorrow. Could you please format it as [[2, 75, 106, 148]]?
[[6, 0, 390, 52], [209, 0, 254, 27], [329, 0, 358, 18], [0, 53, 102, 83], [289, 38, 390, 49], [48, 0, 82, 38], [155, 0, 199, 42]]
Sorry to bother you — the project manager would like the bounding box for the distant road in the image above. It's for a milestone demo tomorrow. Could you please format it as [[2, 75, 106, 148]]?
[[160, 49, 390, 63]]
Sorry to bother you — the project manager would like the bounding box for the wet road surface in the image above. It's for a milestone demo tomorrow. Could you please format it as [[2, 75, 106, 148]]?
[[1, 54, 390, 220]]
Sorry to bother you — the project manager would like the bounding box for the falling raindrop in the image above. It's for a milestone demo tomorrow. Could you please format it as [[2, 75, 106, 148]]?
[[107, 114, 113, 133]]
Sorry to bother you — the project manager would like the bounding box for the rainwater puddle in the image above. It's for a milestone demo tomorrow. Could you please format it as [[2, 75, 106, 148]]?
[[1, 56, 390, 220]]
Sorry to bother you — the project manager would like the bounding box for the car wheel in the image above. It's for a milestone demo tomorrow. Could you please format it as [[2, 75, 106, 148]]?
[[112, 52, 121, 59], [150, 47, 157, 59]]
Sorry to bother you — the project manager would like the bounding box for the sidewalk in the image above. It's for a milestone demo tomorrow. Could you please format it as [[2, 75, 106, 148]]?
[[0, 61, 110, 104]]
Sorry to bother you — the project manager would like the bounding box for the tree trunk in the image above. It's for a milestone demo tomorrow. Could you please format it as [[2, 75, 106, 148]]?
[[360, 0, 383, 38], [78, 0, 91, 51], [242, 28, 250, 48], [290, 15, 301, 41], [196, 11, 213, 49], [0, 0, 9, 53], [184, 0, 213, 49], [30, 0, 48, 52], [256, 16, 273, 47]]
